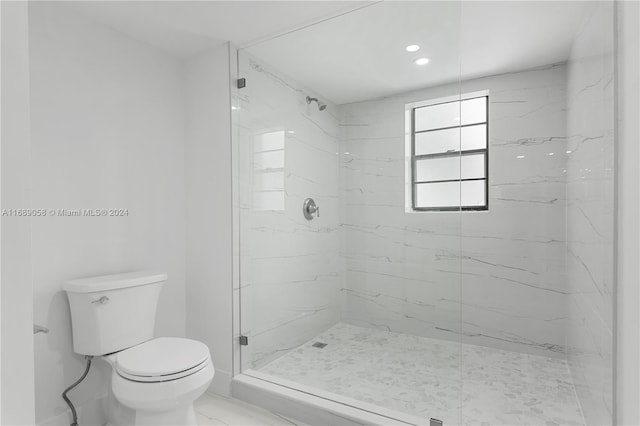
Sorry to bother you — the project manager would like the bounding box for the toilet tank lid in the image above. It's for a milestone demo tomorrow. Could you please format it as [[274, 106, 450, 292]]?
[[62, 271, 167, 293]]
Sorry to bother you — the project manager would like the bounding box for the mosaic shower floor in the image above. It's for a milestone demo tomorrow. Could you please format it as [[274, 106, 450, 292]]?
[[258, 323, 585, 426]]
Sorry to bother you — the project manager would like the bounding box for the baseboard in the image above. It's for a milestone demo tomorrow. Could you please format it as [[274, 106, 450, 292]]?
[[232, 372, 425, 426], [209, 368, 232, 397], [38, 395, 107, 426]]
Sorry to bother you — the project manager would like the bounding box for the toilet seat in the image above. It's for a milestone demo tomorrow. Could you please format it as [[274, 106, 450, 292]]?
[[115, 337, 211, 383]]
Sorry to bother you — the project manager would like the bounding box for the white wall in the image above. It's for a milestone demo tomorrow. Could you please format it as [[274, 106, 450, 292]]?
[[184, 43, 234, 396], [339, 65, 568, 358], [28, 4, 187, 424], [0, 1, 36, 424], [565, 2, 615, 424], [616, 0, 640, 424]]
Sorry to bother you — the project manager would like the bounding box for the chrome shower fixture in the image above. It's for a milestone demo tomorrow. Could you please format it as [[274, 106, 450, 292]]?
[[306, 96, 327, 111]]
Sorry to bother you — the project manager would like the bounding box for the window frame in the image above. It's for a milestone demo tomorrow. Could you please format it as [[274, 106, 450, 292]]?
[[406, 91, 489, 212]]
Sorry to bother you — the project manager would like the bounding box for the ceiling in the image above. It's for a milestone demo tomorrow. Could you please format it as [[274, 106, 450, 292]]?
[[63, 1, 371, 57], [247, 1, 587, 104], [63, 1, 587, 105]]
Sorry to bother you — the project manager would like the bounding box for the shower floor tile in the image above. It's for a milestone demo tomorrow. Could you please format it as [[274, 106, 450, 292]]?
[[257, 323, 585, 425]]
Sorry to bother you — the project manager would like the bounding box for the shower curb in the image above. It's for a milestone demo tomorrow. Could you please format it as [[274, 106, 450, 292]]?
[[232, 372, 425, 426]]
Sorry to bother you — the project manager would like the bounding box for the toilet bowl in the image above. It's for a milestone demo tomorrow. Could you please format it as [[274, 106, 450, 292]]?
[[104, 337, 214, 425], [63, 272, 214, 426]]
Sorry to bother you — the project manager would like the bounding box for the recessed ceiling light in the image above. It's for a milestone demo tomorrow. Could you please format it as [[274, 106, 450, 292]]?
[[405, 44, 420, 52], [414, 57, 430, 66], [517, 155, 525, 159], [548, 152, 555, 156], [287, 130, 295, 134], [566, 150, 572, 154]]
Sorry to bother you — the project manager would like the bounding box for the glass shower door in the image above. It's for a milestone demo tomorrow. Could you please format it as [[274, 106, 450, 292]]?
[[236, 49, 343, 374], [458, 2, 615, 424], [234, 2, 464, 423]]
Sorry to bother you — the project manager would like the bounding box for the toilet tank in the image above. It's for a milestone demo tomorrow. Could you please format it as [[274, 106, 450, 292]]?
[[63, 271, 167, 356]]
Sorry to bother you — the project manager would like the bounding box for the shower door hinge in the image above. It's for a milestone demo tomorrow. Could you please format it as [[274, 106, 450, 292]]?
[[239, 335, 249, 346], [430, 418, 443, 426], [237, 78, 246, 89]]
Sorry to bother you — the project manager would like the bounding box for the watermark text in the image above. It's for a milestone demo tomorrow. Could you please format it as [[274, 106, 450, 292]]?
[[2, 208, 129, 217]]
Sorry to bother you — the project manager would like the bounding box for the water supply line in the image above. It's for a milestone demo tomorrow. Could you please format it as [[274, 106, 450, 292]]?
[[62, 355, 93, 426]]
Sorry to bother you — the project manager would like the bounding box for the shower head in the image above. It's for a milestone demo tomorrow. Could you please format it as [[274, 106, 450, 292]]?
[[306, 96, 327, 111]]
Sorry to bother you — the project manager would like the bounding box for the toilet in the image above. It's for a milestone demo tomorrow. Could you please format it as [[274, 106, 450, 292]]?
[[63, 271, 214, 426]]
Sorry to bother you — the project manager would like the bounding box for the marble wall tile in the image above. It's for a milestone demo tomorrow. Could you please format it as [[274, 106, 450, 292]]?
[[565, 2, 615, 424], [339, 65, 569, 357]]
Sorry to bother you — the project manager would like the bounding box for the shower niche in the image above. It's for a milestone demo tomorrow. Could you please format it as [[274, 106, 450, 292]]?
[[233, 2, 615, 425]]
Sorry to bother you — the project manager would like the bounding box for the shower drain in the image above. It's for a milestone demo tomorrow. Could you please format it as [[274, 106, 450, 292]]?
[[312, 342, 328, 348]]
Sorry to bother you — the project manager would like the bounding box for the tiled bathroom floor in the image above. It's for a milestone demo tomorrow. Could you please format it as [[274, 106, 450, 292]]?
[[258, 323, 585, 426], [195, 393, 307, 425]]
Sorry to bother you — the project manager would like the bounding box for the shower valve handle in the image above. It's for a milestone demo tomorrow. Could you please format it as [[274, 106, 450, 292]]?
[[303, 198, 319, 220]]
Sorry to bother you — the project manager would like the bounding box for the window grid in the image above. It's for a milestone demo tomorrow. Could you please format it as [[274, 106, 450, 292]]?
[[411, 95, 489, 211]]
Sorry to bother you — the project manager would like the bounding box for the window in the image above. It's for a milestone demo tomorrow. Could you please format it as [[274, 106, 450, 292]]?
[[405, 92, 489, 211], [252, 130, 285, 211]]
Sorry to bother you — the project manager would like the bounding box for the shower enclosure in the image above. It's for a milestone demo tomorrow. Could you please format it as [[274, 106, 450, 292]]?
[[233, 2, 614, 424]]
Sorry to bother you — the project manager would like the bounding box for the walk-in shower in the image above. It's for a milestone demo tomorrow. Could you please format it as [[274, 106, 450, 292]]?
[[232, 2, 615, 424]]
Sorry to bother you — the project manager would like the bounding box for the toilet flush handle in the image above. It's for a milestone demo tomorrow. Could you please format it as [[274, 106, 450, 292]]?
[[91, 296, 110, 305], [33, 324, 49, 334]]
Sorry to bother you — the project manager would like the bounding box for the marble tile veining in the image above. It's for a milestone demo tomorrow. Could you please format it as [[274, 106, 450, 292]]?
[[339, 64, 569, 358], [565, 2, 615, 424], [259, 323, 585, 426]]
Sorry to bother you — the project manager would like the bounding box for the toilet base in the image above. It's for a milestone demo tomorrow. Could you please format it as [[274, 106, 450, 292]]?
[[105, 398, 197, 426], [102, 356, 213, 426]]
